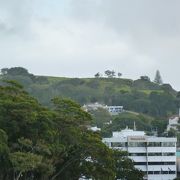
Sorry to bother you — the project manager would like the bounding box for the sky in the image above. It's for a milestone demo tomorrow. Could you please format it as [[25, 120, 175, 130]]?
[[0, 0, 180, 90]]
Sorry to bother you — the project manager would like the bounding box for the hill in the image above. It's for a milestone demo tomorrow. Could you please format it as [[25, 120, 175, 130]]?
[[0, 67, 179, 118]]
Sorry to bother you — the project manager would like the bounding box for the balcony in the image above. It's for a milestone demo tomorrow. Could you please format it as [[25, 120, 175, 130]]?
[[148, 156, 176, 162], [128, 147, 147, 153]]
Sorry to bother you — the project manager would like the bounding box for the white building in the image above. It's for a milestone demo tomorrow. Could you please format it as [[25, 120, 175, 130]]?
[[105, 106, 124, 115], [83, 102, 105, 111], [167, 116, 179, 131], [89, 126, 101, 132], [83, 103, 124, 116], [103, 128, 177, 180]]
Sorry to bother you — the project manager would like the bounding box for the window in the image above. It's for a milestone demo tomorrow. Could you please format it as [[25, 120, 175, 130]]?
[[111, 142, 126, 147], [134, 162, 146, 165], [162, 142, 175, 147], [162, 152, 175, 156], [148, 142, 161, 147], [148, 153, 162, 156], [164, 162, 175, 165], [128, 142, 146, 147], [129, 153, 147, 156], [148, 162, 175, 165], [148, 171, 175, 174]]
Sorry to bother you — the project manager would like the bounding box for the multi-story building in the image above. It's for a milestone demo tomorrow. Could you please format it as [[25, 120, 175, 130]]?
[[103, 128, 177, 180]]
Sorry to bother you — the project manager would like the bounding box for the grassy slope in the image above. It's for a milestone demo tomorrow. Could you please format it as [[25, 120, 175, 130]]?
[[1, 74, 178, 117]]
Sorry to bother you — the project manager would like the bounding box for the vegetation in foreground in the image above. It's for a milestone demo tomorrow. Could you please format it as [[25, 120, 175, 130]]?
[[0, 80, 144, 180]]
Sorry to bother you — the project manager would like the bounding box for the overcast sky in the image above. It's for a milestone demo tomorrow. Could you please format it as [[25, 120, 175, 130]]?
[[1, 0, 180, 90]]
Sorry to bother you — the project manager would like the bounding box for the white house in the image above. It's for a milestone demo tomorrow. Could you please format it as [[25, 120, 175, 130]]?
[[103, 128, 177, 180], [167, 116, 179, 131], [83, 103, 124, 116], [89, 126, 101, 132], [82, 102, 105, 111], [105, 106, 124, 115]]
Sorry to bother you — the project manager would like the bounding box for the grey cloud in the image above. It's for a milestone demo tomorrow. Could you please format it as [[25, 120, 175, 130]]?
[[68, 0, 180, 89], [70, 0, 180, 35], [0, 0, 180, 90], [69, 0, 180, 52], [0, 0, 34, 37]]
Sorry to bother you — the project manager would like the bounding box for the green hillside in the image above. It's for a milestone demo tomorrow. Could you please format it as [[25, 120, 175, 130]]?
[[0, 67, 179, 118]]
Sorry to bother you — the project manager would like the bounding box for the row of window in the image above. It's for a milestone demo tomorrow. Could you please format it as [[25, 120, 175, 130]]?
[[148, 142, 176, 147], [111, 142, 176, 147], [134, 162, 175, 165], [148, 171, 176, 175], [129, 152, 175, 156]]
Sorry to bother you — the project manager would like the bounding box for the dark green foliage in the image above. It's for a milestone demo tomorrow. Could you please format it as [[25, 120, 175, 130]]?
[[1, 67, 29, 76], [118, 72, 122, 78], [101, 112, 167, 138], [0, 81, 143, 180], [140, 76, 150, 81], [104, 70, 116, 78], [149, 91, 176, 116], [89, 108, 112, 128], [94, 72, 100, 78], [133, 79, 160, 90], [114, 150, 144, 180]]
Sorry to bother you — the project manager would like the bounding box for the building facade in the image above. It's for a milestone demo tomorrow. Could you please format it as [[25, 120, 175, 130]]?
[[103, 128, 177, 180], [105, 106, 124, 115], [167, 116, 179, 131]]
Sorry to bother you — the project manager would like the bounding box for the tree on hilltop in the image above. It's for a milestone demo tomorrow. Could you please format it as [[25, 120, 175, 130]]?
[[140, 76, 150, 81], [104, 70, 116, 78], [94, 72, 100, 78], [154, 70, 163, 85], [118, 72, 122, 78]]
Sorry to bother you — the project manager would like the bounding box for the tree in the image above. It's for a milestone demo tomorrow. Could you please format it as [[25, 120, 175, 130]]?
[[94, 72, 100, 78], [50, 97, 116, 179], [140, 76, 150, 81], [89, 108, 112, 128], [10, 152, 43, 180], [111, 70, 116, 78], [0, 81, 144, 180], [118, 72, 122, 78], [149, 91, 176, 117], [0, 68, 9, 75], [154, 70, 163, 85], [1, 67, 29, 76], [114, 150, 144, 180], [104, 70, 112, 77], [104, 70, 116, 78]]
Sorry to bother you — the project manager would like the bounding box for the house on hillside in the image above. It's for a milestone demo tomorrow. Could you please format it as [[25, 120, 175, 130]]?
[[167, 116, 179, 131], [82, 102, 106, 111], [83, 102, 124, 115], [167, 109, 180, 132], [105, 106, 124, 115], [88, 126, 101, 132]]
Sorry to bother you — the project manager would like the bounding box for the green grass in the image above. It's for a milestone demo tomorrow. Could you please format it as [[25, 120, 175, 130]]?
[[139, 90, 164, 95], [47, 76, 69, 83]]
